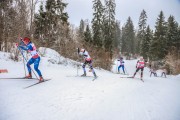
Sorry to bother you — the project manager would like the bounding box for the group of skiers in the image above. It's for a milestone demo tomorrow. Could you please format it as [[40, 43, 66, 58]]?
[[15, 37, 98, 82], [117, 57, 145, 80], [15, 37, 166, 82], [117, 56, 167, 79]]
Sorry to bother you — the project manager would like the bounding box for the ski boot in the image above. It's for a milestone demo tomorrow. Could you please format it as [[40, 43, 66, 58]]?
[[25, 73, 32, 79], [81, 72, 86, 77], [39, 76, 44, 82]]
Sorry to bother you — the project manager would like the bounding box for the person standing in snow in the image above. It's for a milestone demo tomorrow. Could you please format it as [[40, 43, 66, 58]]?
[[117, 57, 125, 74], [133, 57, 145, 79], [16, 37, 44, 82], [78, 48, 97, 78]]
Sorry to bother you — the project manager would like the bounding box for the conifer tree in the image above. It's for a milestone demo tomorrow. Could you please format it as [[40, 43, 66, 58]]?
[[141, 25, 153, 59], [78, 19, 85, 40], [114, 20, 121, 50], [103, 0, 116, 58], [137, 9, 147, 55], [34, 0, 69, 48], [34, 3, 46, 41], [121, 17, 135, 54], [166, 15, 179, 50], [177, 26, 180, 50], [149, 11, 167, 60], [84, 25, 92, 43], [91, 0, 104, 47]]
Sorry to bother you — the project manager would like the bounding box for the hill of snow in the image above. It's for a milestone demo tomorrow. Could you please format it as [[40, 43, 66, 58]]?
[[0, 48, 180, 120]]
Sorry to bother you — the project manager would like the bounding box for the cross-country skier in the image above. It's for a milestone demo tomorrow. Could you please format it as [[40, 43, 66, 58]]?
[[16, 37, 44, 82], [161, 69, 167, 78], [78, 48, 97, 78], [150, 68, 157, 77], [133, 57, 145, 80], [117, 57, 125, 74]]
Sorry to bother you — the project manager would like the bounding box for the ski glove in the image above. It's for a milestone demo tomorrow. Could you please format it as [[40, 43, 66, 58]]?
[[15, 43, 19, 47]]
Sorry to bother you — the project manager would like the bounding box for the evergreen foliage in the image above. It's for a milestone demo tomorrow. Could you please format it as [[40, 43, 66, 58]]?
[[149, 11, 167, 60], [34, 0, 69, 48], [91, 0, 104, 47], [121, 17, 135, 54], [166, 15, 179, 50], [103, 0, 116, 56], [114, 20, 121, 51], [78, 19, 85, 40], [141, 25, 153, 59], [84, 25, 92, 43], [137, 9, 147, 54]]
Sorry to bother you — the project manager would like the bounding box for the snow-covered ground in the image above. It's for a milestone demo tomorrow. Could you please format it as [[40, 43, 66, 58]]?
[[0, 48, 180, 120]]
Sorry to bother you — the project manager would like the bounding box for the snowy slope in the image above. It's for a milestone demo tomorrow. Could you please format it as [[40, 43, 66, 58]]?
[[0, 49, 180, 120]]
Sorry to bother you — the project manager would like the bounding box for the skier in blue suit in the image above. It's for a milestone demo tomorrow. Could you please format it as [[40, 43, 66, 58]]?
[[16, 37, 43, 82], [117, 57, 125, 74]]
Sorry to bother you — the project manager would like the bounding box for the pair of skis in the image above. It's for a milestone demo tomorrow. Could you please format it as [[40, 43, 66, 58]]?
[[120, 76, 144, 82], [66, 75, 98, 81], [0, 77, 51, 88]]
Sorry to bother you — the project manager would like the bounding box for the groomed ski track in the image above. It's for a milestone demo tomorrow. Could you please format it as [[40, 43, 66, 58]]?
[[0, 51, 180, 120]]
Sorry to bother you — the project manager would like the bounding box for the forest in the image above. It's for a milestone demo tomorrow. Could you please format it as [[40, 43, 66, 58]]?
[[0, 0, 179, 74]]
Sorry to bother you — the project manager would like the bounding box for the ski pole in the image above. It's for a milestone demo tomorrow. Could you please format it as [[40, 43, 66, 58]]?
[[18, 47, 39, 79], [116, 60, 118, 73], [22, 54, 27, 76], [124, 66, 129, 75]]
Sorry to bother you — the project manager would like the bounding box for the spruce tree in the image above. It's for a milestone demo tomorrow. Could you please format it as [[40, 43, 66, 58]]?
[[121, 17, 135, 55], [177, 26, 180, 50], [114, 20, 121, 51], [149, 11, 167, 60], [137, 9, 147, 55], [34, 0, 69, 48], [34, 3, 46, 41], [141, 25, 153, 59], [91, 0, 104, 47], [103, 0, 116, 58], [166, 15, 179, 50], [79, 19, 85, 38], [84, 25, 92, 43]]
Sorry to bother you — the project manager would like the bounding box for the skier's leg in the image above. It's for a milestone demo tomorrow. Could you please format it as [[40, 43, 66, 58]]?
[[150, 72, 152, 77], [141, 68, 144, 79], [118, 65, 120, 73], [26, 58, 34, 77], [82, 61, 87, 76], [133, 68, 140, 77], [34, 57, 42, 77], [89, 61, 97, 77], [122, 65, 125, 74]]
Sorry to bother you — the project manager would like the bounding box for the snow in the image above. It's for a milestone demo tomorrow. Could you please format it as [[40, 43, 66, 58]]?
[[0, 48, 180, 120]]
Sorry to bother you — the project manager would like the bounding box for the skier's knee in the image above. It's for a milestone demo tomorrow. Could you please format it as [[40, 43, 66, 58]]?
[[34, 66, 39, 71], [90, 66, 93, 69]]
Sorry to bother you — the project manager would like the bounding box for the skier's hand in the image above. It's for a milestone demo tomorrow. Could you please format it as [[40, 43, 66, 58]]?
[[15, 43, 19, 47], [18, 37, 23, 41]]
